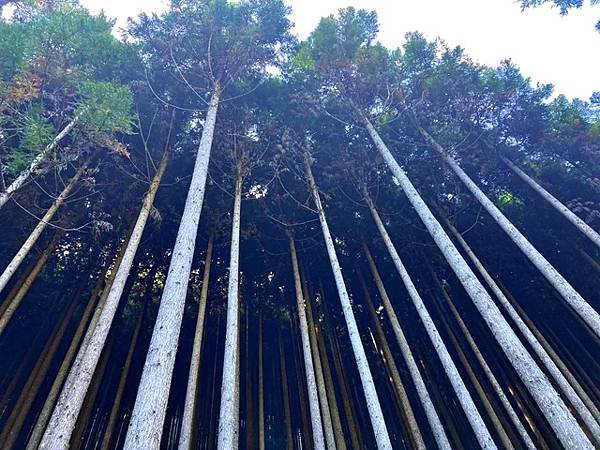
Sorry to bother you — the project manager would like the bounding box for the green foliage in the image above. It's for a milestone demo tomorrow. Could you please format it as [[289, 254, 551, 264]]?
[[76, 81, 134, 135]]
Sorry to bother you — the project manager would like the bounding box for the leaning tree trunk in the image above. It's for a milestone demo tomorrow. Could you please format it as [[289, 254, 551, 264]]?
[[358, 271, 425, 450], [431, 268, 536, 449], [362, 240, 451, 450], [217, 167, 243, 450], [0, 117, 78, 209], [304, 152, 392, 450], [443, 216, 600, 440], [124, 86, 220, 450], [417, 125, 600, 338], [501, 156, 600, 248], [362, 116, 593, 449], [0, 230, 61, 334], [179, 235, 214, 450], [40, 151, 169, 449], [0, 161, 87, 295], [361, 197, 494, 449], [287, 233, 326, 449]]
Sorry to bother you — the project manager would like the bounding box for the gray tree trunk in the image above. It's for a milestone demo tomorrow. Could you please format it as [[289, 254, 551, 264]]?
[[40, 151, 169, 449], [0, 118, 78, 209], [363, 116, 592, 449], [418, 126, 600, 338], [305, 153, 392, 450], [288, 233, 326, 450], [178, 235, 214, 450], [501, 156, 600, 248], [217, 168, 243, 450], [124, 88, 220, 450]]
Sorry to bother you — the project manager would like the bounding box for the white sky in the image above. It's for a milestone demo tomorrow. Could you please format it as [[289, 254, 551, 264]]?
[[80, 0, 599, 100]]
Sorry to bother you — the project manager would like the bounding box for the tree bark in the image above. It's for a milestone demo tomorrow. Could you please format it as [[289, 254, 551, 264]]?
[[179, 235, 214, 450], [358, 270, 426, 450], [217, 166, 242, 450], [305, 152, 392, 450], [362, 196, 494, 448], [0, 231, 61, 334], [40, 151, 169, 449], [258, 314, 265, 450], [363, 117, 593, 449], [287, 233, 326, 450], [279, 329, 294, 450], [501, 156, 600, 248], [443, 216, 600, 438], [0, 161, 87, 296], [0, 117, 78, 209], [362, 239, 451, 450]]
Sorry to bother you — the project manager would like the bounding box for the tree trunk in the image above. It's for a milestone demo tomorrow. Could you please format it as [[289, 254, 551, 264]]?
[[279, 329, 294, 450], [40, 151, 169, 449], [363, 117, 593, 449], [123, 86, 219, 449], [0, 290, 80, 449], [419, 125, 600, 337], [443, 217, 600, 437], [0, 161, 87, 296], [258, 314, 265, 450], [305, 152, 392, 450], [362, 240, 451, 450], [358, 270, 426, 450], [217, 165, 242, 450], [362, 196, 494, 448], [179, 235, 214, 450], [0, 117, 78, 209], [501, 156, 600, 248], [579, 248, 600, 274], [245, 308, 256, 450], [287, 233, 326, 450], [100, 303, 145, 450], [291, 313, 313, 450], [26, 258, 112, 450], [0, 231, 61, 334]]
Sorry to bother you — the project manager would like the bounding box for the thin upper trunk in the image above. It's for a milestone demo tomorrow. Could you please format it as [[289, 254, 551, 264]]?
[[418, 125, 600, 338], [0, 161, 87, 295], [124, 87, 219, 450], [501, 156, 600, 248], [362, 239, 451, 450], [287, 233, 326, 450], [362, 196, 494, 448], [443, 216, 600, 438], [304, 153, 392, 450], [217, 166, 242, 450], [362, 116, 592, 449], [279, 329, 294, 450], [358, 270, 425, 450], [179, 235, 214, 450], [40, 151, 169, 449], [0, 117, 78, 209], [0, 231, 61, 334]]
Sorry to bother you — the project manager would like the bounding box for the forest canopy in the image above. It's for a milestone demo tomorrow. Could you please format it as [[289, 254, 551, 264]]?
[[0, 1, 599, 449]]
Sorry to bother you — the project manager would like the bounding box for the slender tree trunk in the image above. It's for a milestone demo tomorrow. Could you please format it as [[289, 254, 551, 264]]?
[[0, 118, 78, 209], [123, 87, 219, 449], [208, 312, 222, 450], [362, 117, 593, 449], [358, 270, 426, 450], [0, 253, 41, 318], [305, 153, 392, 450], [579, 248, 600, 274], [419, 125, 600, 337], [443, 217, 600, 437], [0, 161, 87, 296], [0, 291, 80, 449], [279, 329, 294, 450], [245, 309, 256, 450], [258, 314, 265, 450], [291, 313, 313, 450], [362, 240, 451, 450], [501, 156, 600, 248], [40, 151, 169, 449], [362, 196, 494, 448], [179, 235, 214, 450], [0, 231, 61, 334], [26, 258, 111, 450], [100, 303, 145, 450], [287, 233, 326, 450], [217, 166, 242, 450]]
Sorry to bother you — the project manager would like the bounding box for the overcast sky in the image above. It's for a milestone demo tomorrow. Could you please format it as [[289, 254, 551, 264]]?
[[79, 0, 599, 100]]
